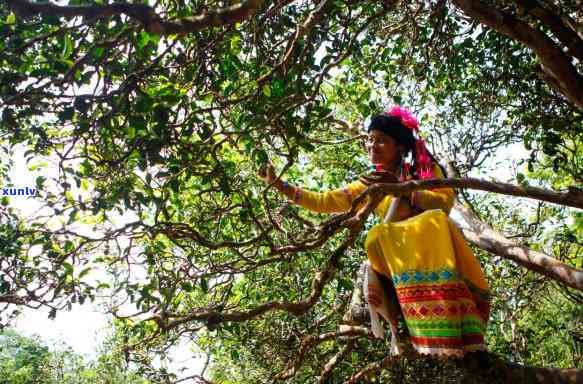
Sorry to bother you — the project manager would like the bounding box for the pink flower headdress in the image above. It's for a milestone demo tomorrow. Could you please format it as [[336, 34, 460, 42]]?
[[384, 106, 435, 180], [384, 105, 419, 132]]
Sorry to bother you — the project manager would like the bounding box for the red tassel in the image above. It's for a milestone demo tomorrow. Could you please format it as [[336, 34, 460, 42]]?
[[415, 139, 434, 179], [401, 162, 411, 181]]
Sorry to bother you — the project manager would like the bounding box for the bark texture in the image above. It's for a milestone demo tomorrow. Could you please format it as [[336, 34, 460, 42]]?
[[455, 202, 583, 291]]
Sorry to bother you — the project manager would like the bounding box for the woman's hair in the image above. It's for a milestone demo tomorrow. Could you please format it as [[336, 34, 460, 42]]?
[[367, 114, 447, 179], [368, 115, 416, 152]]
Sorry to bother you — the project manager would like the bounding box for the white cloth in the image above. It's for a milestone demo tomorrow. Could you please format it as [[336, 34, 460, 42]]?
[[364, 261, 402, 355]]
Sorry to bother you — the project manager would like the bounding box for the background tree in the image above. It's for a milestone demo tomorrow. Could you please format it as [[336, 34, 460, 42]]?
[[0, 0, 581, 382], [0, 328, 150, 383]]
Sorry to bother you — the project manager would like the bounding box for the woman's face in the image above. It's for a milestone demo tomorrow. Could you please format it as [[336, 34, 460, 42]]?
[[366, 130, 404, 170]]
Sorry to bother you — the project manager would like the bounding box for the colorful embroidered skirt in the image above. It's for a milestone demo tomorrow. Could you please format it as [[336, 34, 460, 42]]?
[[364, 209, 490, 357]]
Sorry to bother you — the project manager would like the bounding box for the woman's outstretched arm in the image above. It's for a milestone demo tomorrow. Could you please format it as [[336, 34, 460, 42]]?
[[259, 164, 365, 213]]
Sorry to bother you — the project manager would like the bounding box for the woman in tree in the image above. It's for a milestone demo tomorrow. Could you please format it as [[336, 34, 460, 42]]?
[[259, 106, 490, 357]]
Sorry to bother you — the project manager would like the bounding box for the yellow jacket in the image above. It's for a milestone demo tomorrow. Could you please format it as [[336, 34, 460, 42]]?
[[293, 164, 455, 220]]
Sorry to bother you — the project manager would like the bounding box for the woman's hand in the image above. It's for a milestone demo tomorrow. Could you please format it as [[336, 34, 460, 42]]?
[[258, 163, 295, 199], [258, 163, 277, 184]]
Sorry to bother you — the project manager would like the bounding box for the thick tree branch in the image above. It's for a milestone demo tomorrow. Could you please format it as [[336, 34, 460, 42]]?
[[455, 202, 583, 291], [341, 262, 368, 326], [516, 0, 583, 61], [0, 294, 25, 305], [345, 351, 582, 383], [457, 352, 583, 383], [6, 0, 263, 35], [452, 0, 583, 107], [373, 178, 582, 209]]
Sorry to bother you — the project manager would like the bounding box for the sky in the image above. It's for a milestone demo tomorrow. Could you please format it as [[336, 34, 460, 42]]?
[[7, 144, 108, 357]]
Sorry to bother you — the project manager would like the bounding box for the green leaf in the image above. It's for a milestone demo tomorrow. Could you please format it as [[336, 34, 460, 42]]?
[[127, 126, 136, 139], [63, 35, 73, 58], [6, 12, 16, 25], [262, 84, 271, 97], [58, 107, 75, 122], [299, 140, 315, 152], [271, 79, 284, 97], [230, 34, 242, 54], [80, 160, 93, 176], [35, 176, 46, 189], [63, 262, 74, 275], [254, 149, 268, 165], [64, 240, 75, 253], [200, 278, 208, 293], [138, 31, 151, 49], [230, 349, 240, 361], [136, 95, 154, 113], [168, 179, 180, 193], [68, 209, 79, 224], [219, 175, 231, 194], [92, 47, 104, 60], [180, 282, 192, 292]]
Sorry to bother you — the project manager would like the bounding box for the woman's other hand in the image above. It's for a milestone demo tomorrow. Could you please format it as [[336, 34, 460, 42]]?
[[359, 170, 400, 185], [373, 171, 399, 183]]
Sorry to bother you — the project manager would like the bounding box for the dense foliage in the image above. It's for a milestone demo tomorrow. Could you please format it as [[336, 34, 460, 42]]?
[[0, 0, 581, 382]]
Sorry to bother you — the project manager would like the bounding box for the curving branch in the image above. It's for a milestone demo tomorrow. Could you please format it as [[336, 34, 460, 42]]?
[[345, 355, 400, 384], [455, 202, 583, 291], [148, 230, 359, 331], [275, 328, 370, 380], [279, 0, 330, 71], [451, 0, 583, 108], [317, 341, 355, 384], [157, 222, 266, 250], [6, 0, 264, 35]]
